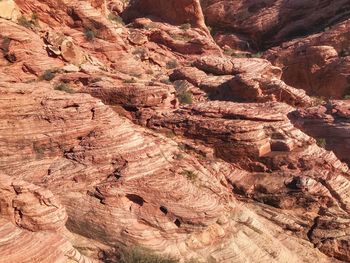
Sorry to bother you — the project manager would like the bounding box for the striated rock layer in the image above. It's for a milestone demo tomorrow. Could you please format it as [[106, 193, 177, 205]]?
[[292, 100, 350, 166], [0, 0, 349, 262], [201, 0, 350, 48], [0, 83, 347, 262], [265, 19, 350, 98]]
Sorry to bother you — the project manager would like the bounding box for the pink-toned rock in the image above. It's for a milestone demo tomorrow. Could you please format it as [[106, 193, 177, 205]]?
[[201, 0, 350, 47], [291, 100, 350, 165], [124, 0, 209, 33], [171, 56, 312, 106], [0, 174, 92, 263], [265, 20, 350, 98]]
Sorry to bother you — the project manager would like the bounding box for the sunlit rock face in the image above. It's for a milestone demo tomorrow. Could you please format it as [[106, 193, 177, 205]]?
[[0, 0, 350, 262]]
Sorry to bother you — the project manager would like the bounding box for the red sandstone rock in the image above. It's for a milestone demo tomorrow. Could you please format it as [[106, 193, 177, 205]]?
[[171, 56, 312, 106], [291, 100, 350, 165], [124, 0, 209, 33], [201, 0, 350, 48], [265, 20, 350, 98], [0, 0, 349, 262]]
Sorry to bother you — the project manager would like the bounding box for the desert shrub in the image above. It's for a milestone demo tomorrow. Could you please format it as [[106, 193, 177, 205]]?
[[145, 69, 154, 75], [108, 13, 125, 26], [316, 138, 326, 148], [179, 23, 191, 30], [339, 47, 350, 57], [177, 90, 193, 105], [40, 69, 57, 81], [311, 96, 326, 106], [18, 16, 32, 28], [249, 52, 263, 58], [182, 170, 198, 182], [123, 78, 137, 83], [132, 47, 147, 57], [142, 22, 157, 30], [31, 13, 39, 26], [166, 59, 179, 69], [84, 27, 98, 41], [102, 246, 178, 263], [160, 78, 172, 85], [54, 82, 75, 93], [173, 80, 188, 91], [170, 34, 192, 42]]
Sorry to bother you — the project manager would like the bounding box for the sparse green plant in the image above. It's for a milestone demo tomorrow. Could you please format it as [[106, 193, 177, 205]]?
[[250, 52, 263, 58], [174, 153, 184, 160], [145, 69, 154, 75], [165, 130, 176, 138], [179, 23, 191, 30], [132, 47, 147, 57], [40, 69, 57, 81], [182, 170, 198, 182], [206, 26, 212, 33], [231, 53, 249, 58], [84, 27, 98, 41], [177, 90, 193, 105], [339, 47, 350, 57], [17, 13, 39, 29], [342, 86, 350, 99], [166, 59, 178, 69], [173, 80, 188, 92], [223, 48, 235, 56], [142, 22, 157, 30], [102, 246, 179, 263], [160, 78, 172, 84], [316, 138, 326, 148], [91, 77, 103, 83], [170, 34, 192, 42], [31, 13, 39, 26], [123, 78, 137, 84], [311, 96, 326, 106], [18, 16, 33, 28], [33, 142, 45, 158], [108, 13, 125, 26], [178, 143, 188, 151], [54, 82, 75, 93]]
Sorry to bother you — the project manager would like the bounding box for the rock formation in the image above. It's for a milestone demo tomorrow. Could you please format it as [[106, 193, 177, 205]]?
[[292, 100, 350, 166], [0, 0, 350, 262], [265, 20, 350, 98], [201, 0, 350, 48]]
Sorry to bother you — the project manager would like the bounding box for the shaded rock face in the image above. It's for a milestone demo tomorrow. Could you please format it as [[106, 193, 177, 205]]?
[[265, 20, 350, 98], [201, 0, 350, 49], [291, 100, 350, 166], [170, 56, 312, 106], [124, 0, 208, 32], [0, 0, 350, 262]]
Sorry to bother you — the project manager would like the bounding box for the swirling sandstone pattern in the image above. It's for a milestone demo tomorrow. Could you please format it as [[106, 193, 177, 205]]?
[[0, 0, 350, 262]]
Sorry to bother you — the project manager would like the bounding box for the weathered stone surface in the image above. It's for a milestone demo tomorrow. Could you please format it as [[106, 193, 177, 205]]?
[[265, 20, 350, 98], [124, 0, 209, 33], [291, 100, 350, 165], [0, 174, 92, 263], [171, 57, 312, 106], [0, 0, 21, 21], [201, 0, 350, 48], [1, 1, 350, 262]]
